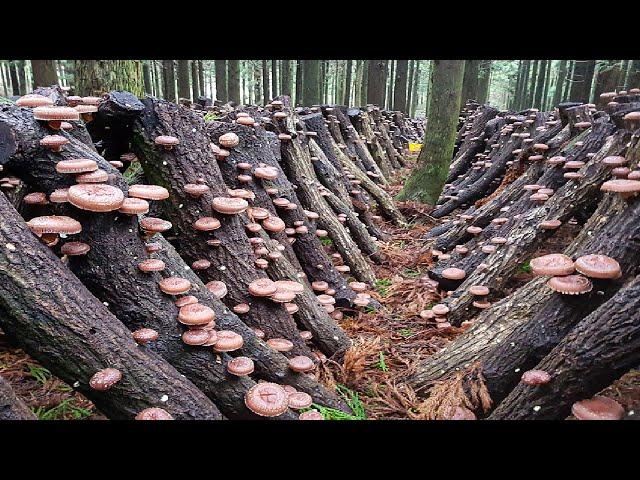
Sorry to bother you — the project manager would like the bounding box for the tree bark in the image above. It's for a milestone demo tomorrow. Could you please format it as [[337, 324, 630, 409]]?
[[281, 60, 292, 97], [302, 60, 320, 106], [343, 60, 353, 106], [142, 61, 153, 95], [215, 60, 227, 103], [366, 60, 386, 107], [31, 60, 58, 89], [0, 374, 36, 420], [16, 60, 27, 96], [553, 60, 568, 107], [534, 60, 548, 107], [190, 60, 200, 101], [461, 60, 480, 103], [74, 60, 144, 97], [162, 60, 176, 103], [176, 60, 191, 101], [397, 60, 465, 203], [393, 60, 409, 113], [295, 60, 303, 106], [262, 60, 270, 104], [271, 60, 278, 98], [8, 61, 20, 96]]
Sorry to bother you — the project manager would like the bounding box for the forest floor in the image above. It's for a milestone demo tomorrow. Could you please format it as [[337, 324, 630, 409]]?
[[1, 157, 639, 420]]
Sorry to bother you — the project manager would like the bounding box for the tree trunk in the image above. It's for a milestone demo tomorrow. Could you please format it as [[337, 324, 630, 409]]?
[[142, 61, 153, 95], [190, 60, 200, 101], [162, 60, 176, 102], [343, 60, 353, 106], [281, 60, 292, 97], [553, 60, 568, 107], [393, 60, 409, 113], [397, 60, 465, 203], [594, 64, 622, 108], [533, 60, 548, 107], [228, 60, 241, 104], [176, 60, 191, 101], [271, 60, 278, 98], [525, 60, 539, 108], [366, 60, 387, 107], [477, 60, 491, 104], [198, 61, 205, 98], [8, 61, 20, 96], [295, 60, 303, 106], [0, 193, 223, 420], [627, 60, 640, 89], [461, 60, 480, 103], [215, 60, 227, 102], [302, 60, 320, 106], [31, 60, 58, 89], [74, 60, 144, 97], [262, 60, 270, 104], [16, 60, 27, 95], [410, 61, 422, 117], [569, 60, 590, 102]]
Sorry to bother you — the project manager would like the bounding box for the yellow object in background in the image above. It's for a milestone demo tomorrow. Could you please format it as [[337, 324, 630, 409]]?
[[409, 143, 422, 152]]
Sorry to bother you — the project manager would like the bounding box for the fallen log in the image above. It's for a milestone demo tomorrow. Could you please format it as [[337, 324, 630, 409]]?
[[0, 374, 36, 420], [0, 192, 223, 420]]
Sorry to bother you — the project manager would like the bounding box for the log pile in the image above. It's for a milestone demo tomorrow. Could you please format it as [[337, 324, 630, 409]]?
[[0, 87, 415, 420], [403, 91, 640, 420]]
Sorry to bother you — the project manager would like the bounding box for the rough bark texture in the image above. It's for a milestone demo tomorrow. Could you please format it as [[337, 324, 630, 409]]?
[[74, 60, 144, 98], [0, 374, 36, 420], [162, 60, 176, 103], [215, 60, 227, 103], [0, 192, 223, 420], [30, 61, 58, 89]]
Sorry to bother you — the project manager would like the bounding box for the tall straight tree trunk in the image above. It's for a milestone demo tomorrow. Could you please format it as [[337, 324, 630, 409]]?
[[31, 60, 58, 88], [8, 61, 19, 96], [461, 60, 480, 102], [333, 60, 339, 104], [477, 60, 492, 104], [583, 60, 596, 102], [74, 60, 144, 97], [533, 59, 548, 107], [343, 59, 353, 106], [512, 60, 524, 109], [271, 60, 278, 98], [563, 61, 574, 101], [568, 60, 590, 102], [162, 60, 176, 102], [198, 61, 205, 97], [517, 60, 531, 110], [142, 61, 153, 95], [553, 60, 568, 107], [176, 60, 191, 101], [410, 60, 421, 117], [397, 60, 465, 203], [295, 60, 303, 105], [407, 60, 415, 112], [215, 60, 227, 102], [353, 60, 363, 105], [525, 60, 539, 107], [366, 60, 387, 106], [542, 60, 552, 109], [16, 60, 27, 95], [303, 60, 320, 106], [227, 60, 241, 104], [627, 60, 640, 90], [386, 60, 395, 109], [262, 60, 270, 104], [253, 61, 261, 105], [393, 60, 408, 112], [190, 60, 200, 101], [281, 60, 292, 97], [1, 63, 9, 96]]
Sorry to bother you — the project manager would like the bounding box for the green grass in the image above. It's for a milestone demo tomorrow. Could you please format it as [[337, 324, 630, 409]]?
[[32, 399, 93, 420], [363, 306, 376, 314], [320, 237, 333, 247], [123, 161, 143, 185], [27, 364, 52, 385], [376, 352, 389, 372], [203, 112, 221, 122], [374, 278, 392, 297], [305, 384, 368, 420], [403, 268, 421, 278], [518, 261, 532, 274], [398, 328, 413, 338]]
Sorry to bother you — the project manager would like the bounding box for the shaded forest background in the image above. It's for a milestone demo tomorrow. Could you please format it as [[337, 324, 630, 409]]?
[[2, 60, 639, 114]]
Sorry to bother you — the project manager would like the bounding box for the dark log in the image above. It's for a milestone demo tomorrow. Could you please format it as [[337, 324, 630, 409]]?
[[0, 374, 36, 420], [490, 273, 640, 420], [0, 192, 223, 420]]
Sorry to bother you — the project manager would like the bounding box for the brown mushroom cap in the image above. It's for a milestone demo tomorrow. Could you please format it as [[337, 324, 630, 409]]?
[[469, 285, 489, 296], [248, 207, 270, 220], [56, 158, 98, 174], [23, 192, 49, 205], [266, 338, 294, 352], [132, 328, 159, 344], [299, 409, 324, 420], [76, 169, 108, 183], [159, 276, 192, 295], [16, 94, 54, 108], [182, 328, 210, 346], [233, 303, 251, 314], [530, 253, 575, 276], [466, 226, 483, 235], [68, 184, 124, 212], [201, 279, 227, 298], [60, 241, 91, 256], [288, 355, 315, 372], [33, 106, 80, 122], [571, 396, 624, 420], [154, 135, 179, 147], [539, 219, 562, 230], [574, 254, 621, 279], [274, 280, 304, 294], [89, 368, 122, 391], [135, 407, 174, 420], [432, 304, 450, 316], [128, 184, 170, 201], [213, 330, 244, 352], [177, 303, 215, 326], [521, 369, 552, 385], [254, 166, 279, 180], [288, 391, 313, 409], [118, 197, 150, 215], [191, 259, 211, 270], [602, 156, 627, 167], [547, 274, 593, 294], [184, 183, 210, 197], [194, 217, 221, 231], [212, 196, 248, 214], [248, 278, 278, 296], [311, 280, 329, 292], [227, 356, 255, 376], [49, 188, 70, 203], [175, 295, 198, 308], [442, 268, 466, 280], [262, 216, 286, 233], [445, 406, 477, 420], [26, 215, 82, 235], [244, 382, 289, 417], [601, 179, 640, 197], [219, 132, 240, 148], [40, 135, 69, 150], [140, 217, 173, 234]]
